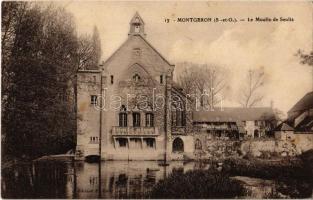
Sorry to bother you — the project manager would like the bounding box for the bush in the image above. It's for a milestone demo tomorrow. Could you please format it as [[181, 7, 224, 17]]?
[[148, 169, 246, 198]]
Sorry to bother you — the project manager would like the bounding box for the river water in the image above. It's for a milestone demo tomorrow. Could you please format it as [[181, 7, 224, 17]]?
[[1, 159, 310, 198]]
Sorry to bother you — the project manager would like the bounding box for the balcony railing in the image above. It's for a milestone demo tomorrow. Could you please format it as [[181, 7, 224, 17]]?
[[112, 126, 159, 136]]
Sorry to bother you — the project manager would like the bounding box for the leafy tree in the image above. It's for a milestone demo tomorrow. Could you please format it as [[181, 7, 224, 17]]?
[[2, 2, 100, 158]]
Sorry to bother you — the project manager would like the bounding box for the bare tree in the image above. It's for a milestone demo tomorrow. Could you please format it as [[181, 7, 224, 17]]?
[[176, 62, 227, 109], [77, 34, 94, 70], [77, 26, 102, 70], [238, 68, 265, 108], [203, 64, 226, 108]]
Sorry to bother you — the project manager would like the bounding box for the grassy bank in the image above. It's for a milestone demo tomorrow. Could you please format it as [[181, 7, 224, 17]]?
[[147, 168, 246, 198]]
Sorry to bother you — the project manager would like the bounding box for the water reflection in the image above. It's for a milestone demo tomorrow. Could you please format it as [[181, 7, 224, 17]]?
[[3, 159, 309, 199], [2, 160, 208, 199]]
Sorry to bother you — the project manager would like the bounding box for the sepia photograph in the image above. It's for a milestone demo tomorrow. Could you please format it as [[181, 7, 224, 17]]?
[[1, 1, 313, 199]]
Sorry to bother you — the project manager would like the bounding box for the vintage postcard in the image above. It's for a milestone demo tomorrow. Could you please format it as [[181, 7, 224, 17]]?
[[1, 1, 313, 199]]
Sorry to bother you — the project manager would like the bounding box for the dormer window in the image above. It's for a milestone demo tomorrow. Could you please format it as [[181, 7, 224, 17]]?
[[133, 73, 141, 82]]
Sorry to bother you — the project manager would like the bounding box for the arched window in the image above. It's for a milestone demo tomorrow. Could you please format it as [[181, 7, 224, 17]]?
[[172, 137, 184, 152], [119, 105, 127, 127], [195, 139, 202, 150], [133, 73, 141, 82], [133, 112, 141, 127], [145, 113, 154, 127], [171, 98, 186, 127]]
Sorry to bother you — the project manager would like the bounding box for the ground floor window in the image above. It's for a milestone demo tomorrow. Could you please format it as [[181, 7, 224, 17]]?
[[172, 137, 184, 152], [144, 138, 155, 148], [195, 139, 202, 150], [116, 138, 128, 148]]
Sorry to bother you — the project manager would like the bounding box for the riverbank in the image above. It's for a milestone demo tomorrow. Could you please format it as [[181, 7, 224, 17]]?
[[148, 150, 313, 198], [224, 155, 312, 198]]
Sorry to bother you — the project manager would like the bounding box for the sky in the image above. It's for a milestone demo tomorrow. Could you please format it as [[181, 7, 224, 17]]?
[[59, 1, 313, 114]]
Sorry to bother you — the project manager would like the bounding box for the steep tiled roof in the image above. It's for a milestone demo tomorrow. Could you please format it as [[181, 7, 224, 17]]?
[[288, 91, 313, 113], [295, 116, 313, 132], [193, 107, 275, 122]]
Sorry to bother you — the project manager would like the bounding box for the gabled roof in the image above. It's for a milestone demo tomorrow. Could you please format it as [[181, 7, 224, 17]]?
[[139, 35, 174, 67], [275, 122, 294, 131], [288, 91, 313, 113], [102, 34, 174, 68], [193, 107, 275, 122]]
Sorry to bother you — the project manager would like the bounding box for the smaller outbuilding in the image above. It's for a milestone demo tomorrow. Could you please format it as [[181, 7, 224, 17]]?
[[274, 122, 294, 141]]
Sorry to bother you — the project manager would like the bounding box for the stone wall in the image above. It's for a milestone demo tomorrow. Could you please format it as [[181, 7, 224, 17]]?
[[76, 71, 102, 159], [240, 135, 313, 157], [193, 132, 313, 160], [193, 133, 241, 160]]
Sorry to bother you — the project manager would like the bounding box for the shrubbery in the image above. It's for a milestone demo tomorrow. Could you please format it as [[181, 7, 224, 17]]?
[[148, 168, 246, 198]]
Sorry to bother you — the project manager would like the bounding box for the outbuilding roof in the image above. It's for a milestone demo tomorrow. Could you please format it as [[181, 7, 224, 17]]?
[[274, 122, 294, 131], [193, 107, 275, 122]]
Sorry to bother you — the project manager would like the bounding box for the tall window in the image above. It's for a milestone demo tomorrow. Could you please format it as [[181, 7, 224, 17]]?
[[91, 95, 97, 105], [171, 96, 186, 127], [133, 112, 141, 127], [145, 113, 154, 127], [181, 111, 186, 126], [175, 110, 186, 127], [119, 113, 127, 127], [110, 75, 114, 84], [160, 75, 163, 84], [176, 110, 182, 126]]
